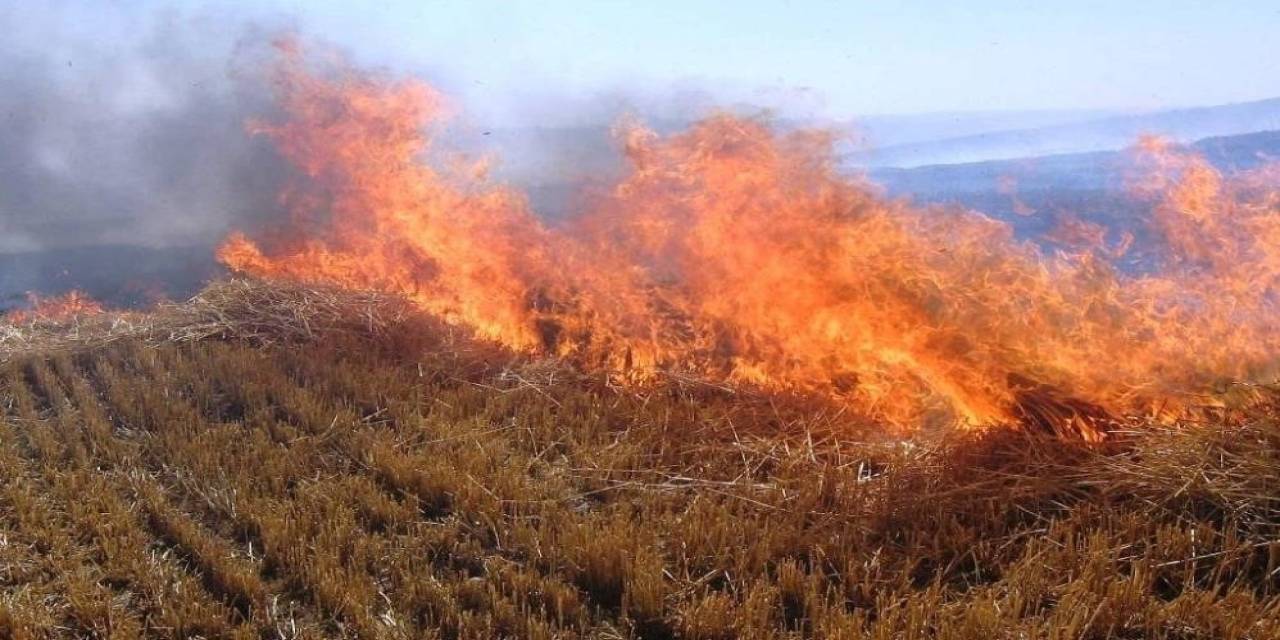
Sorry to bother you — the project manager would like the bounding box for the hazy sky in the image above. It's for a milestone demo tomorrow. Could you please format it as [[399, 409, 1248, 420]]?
[[12, 1, 1280, 123], [254, 0, 1280, 119]]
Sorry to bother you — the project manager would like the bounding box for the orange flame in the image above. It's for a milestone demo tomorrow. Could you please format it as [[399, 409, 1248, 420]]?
[[4, 290, 105, 324], [219, 42, 1280, 434]]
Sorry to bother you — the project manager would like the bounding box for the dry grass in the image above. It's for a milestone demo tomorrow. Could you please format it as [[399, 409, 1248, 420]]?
[[1, 279, 1279, 638], [0, 279, 419, 363]]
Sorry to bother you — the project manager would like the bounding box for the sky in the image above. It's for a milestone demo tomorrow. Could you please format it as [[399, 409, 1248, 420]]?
[[254, 0, 1280, 120], [10, 0, 1280, 124]]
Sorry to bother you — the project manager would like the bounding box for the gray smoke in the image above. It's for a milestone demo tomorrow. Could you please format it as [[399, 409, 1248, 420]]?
[[0, 4, 295, 306], [0, 6, 291, 252]]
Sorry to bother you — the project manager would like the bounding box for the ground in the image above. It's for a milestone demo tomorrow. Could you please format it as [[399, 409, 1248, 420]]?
[[0, 312, 1278, 639]]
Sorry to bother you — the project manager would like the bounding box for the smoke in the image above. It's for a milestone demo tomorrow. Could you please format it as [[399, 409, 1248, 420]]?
[[0, 4, 296, 305], [0, 3, 836, 306], [0, 6, 296, 251]]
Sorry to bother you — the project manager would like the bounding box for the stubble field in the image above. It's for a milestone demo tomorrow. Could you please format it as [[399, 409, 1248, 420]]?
[[1, 293, 1279, 639]]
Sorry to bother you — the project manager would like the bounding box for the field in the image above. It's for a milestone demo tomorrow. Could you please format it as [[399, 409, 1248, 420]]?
[[1, 284, 1280, 639]]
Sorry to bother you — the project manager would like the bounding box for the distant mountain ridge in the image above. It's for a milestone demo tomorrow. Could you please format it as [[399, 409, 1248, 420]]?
[[846, 108, 1125, 149], [851, 97, 1280, 168], [868, 129, 1280, 262], [871, 128, 1280, 197]]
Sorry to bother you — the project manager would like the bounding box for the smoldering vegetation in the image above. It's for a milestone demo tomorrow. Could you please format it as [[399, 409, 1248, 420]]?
[[1, 282, 1279, 638]]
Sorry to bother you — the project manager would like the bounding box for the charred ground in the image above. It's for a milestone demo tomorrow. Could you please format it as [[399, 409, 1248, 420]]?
[[1, 282, 1278, 639]]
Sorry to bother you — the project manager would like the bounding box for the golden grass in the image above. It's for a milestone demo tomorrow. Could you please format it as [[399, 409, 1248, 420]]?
[[0, 279, 1278, 638], [0, 278, 417, 363]]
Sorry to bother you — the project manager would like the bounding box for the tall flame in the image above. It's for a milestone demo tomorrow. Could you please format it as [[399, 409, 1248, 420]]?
[[219, 42, 1280, 435]]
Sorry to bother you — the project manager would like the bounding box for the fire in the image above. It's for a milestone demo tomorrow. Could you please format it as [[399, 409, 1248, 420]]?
[[219, 42, 1280, 437], [4, 290, 105, 324]]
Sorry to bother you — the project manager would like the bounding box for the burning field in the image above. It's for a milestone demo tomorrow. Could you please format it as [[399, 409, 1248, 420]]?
[[214, 42, 1280, 441], [4, 39, 1280, 639]]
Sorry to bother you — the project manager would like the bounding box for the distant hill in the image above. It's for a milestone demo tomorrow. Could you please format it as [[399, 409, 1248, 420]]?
[[869, 129, 1280, 261], [852, 97, 1280, 167], [847, 108, 1124, 149], [871, 129, 1280, 197]]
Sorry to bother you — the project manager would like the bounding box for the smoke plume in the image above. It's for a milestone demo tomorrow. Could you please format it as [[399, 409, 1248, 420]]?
[[0, 5, 290, 306]]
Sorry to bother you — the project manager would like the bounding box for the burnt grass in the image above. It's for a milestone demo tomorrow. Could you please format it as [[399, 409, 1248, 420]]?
[[2, 308, 1280, 638]]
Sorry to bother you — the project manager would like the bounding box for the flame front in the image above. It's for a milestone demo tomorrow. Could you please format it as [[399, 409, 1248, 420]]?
[[4, 290, 105, 324], [219, 42, 1280, 435]]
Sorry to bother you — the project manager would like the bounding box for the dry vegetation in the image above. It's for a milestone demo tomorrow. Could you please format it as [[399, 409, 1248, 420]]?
[[1, 280, 1279, 639]]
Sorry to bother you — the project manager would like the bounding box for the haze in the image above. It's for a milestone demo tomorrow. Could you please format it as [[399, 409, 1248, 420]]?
[[265, 0, 1279, 119]]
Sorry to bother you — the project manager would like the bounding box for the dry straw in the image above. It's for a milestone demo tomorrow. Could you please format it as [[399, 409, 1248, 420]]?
[[0, 278, 413, 362]]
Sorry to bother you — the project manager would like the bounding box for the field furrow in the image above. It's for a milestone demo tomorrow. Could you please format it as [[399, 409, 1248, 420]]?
[[1, 365, 241, 638], [3, 331, 1279, 638]]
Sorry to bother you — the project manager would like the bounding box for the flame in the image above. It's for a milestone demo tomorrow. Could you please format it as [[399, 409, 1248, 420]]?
[[4, 290, 105, 324], [219, 42, 1280, 436]]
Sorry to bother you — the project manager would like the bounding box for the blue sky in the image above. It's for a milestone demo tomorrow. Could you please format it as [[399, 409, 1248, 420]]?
[[11, 1, 1280, 122], [252, 0, 1280, 120]]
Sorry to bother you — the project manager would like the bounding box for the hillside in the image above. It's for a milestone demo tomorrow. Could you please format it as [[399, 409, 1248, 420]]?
[[1, 283, 1279, 639], [851, 97, 1280, 167], [873, 129, 1280, 196], [870, 129, 1280, 250]]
